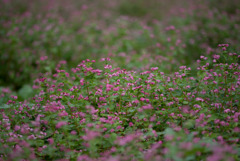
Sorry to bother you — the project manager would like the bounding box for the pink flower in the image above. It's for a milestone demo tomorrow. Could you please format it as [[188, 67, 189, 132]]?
[[140, 97, 145, 101], [196, 97, 204, 102], [142, 104, 153, 110], [99, 97, 106, 102], [56, 121, 67, 129], [213, 54, 220, 59], [71, 131, 77, 135], [116, 134, 136, 146], [82, 130, 100, 141], [47, 138, 54, 144], [132, 99, 139, 104], [167, 102, 174, 106], [11, 95, 18, 99], [80, 79, 84, 85], [117, 126, 122, 130], [104, 64, 112, 69], [14, 125, 21, 131], [194, 104, 201, 108], [151, 67, 158, 71], [152, 130, 157, 137], [65, 73, 69, 77], [185, 85, 190, 89], [110, 129, 115, 133], [179, 66, 186, 70], [129, 122, 134, 127]]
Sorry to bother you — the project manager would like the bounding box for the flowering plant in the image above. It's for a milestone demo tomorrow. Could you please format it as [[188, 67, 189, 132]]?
[[0, 45, 239, 160]]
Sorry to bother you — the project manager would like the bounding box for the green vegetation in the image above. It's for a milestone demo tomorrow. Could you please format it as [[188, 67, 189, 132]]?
[[0, 0, 239, 160]]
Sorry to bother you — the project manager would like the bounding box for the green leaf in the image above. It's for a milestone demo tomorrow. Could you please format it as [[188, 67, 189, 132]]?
[[0, 104, 10, 109], [18, 84, 33, 99], [164, 128, 175, 136], [183, 120, 195, 129], [109, 133, 117, 143]]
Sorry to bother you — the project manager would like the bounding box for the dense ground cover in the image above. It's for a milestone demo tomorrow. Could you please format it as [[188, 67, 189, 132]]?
[[1, 45, 240, 160], [0, 0, 240, 160]]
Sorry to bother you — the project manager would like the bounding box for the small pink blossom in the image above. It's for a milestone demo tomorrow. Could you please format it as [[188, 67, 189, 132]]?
[[151, 67, 158, 71], [56, 121, 67, 129], [196, 97, 204, 102]]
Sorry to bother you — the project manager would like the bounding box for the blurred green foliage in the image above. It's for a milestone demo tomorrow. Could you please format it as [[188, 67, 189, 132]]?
[[0, 0, 239, 94]]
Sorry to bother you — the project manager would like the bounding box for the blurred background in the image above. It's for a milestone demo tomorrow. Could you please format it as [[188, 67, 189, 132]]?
[[0, 0, 240, 100]]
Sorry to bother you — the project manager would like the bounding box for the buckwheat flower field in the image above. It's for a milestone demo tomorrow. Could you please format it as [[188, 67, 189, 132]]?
[[0, 0, 240, 160]]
